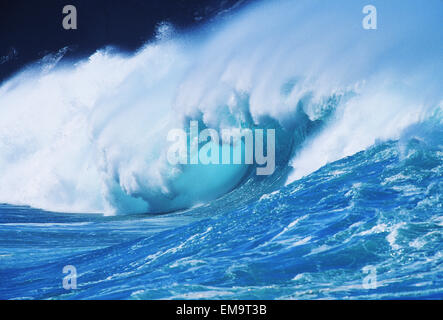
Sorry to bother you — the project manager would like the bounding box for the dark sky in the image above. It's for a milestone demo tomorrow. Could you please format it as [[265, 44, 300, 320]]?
[[0, 0, 250, 83]]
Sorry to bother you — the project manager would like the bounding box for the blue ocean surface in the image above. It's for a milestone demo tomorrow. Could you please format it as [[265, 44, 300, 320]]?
[[0, 0, 442, 299], [0, 137, 441, 299]]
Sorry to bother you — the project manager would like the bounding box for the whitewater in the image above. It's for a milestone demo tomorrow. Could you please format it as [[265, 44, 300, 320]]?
[[0, 0, 442, 299]]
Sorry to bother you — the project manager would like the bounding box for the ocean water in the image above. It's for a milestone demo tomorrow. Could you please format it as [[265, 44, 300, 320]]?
[[0, 137, 442, 299], [0, 0, 442, 299]]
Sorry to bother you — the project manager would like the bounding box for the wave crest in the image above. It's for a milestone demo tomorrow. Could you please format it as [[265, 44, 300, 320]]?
[[0, 0, 442, 214]]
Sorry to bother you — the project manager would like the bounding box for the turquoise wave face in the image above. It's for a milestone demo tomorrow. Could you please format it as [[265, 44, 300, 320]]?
[[0, 132, 441, 299]]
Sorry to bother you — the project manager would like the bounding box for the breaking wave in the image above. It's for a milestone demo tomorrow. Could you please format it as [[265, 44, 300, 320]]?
[[0, 0, 442, 215]]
